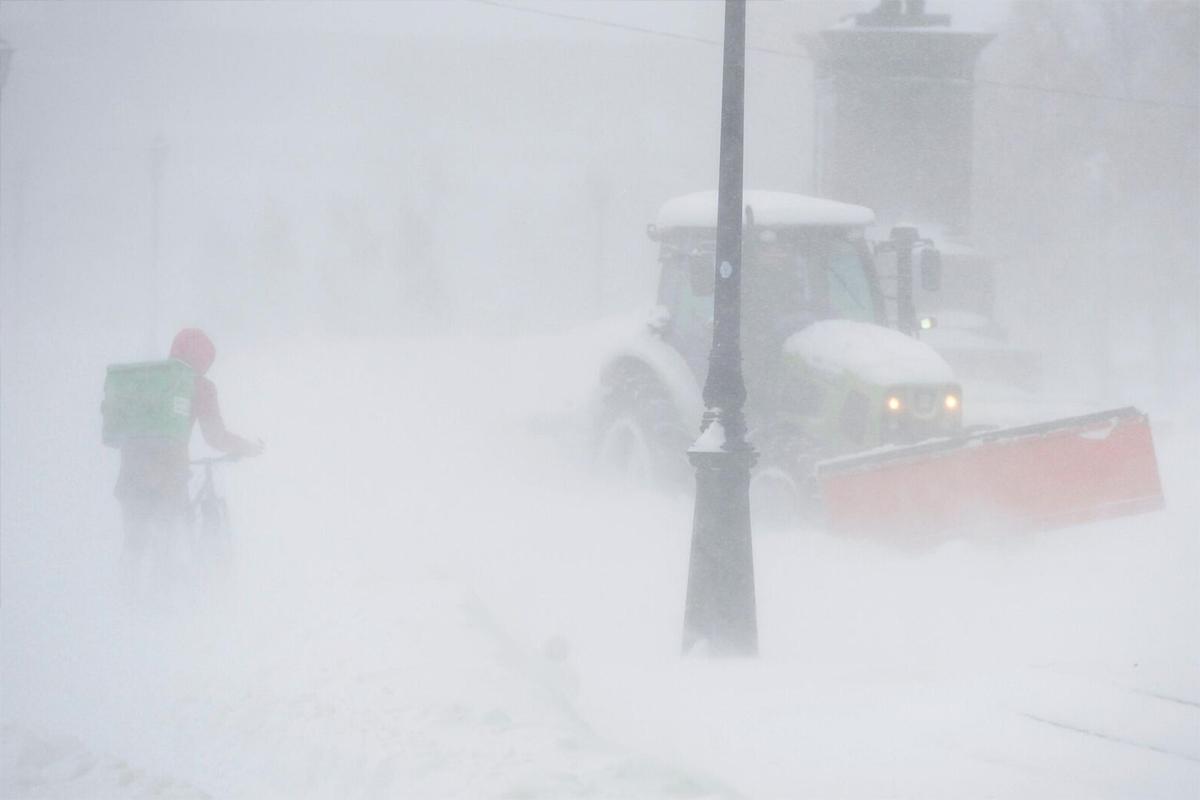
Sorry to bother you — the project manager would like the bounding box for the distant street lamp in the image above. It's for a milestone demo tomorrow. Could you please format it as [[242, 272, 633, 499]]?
[[681, 0, 758, 657], [0, 38, 14, 282], [147, 134, 167, 356], [0, 39, 13, 92]]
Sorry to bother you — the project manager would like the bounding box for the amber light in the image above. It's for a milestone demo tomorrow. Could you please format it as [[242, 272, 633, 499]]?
[[886, 396, 902, 412], [945, 394, 960, 411]]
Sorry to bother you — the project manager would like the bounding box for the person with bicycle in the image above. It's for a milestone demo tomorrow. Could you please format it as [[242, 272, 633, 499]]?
[[115, 328, 263, 589]]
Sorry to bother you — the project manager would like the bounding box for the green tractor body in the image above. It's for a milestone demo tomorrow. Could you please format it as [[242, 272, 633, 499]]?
[[598, 191, 961, 489], [779, 319, 961, 456]]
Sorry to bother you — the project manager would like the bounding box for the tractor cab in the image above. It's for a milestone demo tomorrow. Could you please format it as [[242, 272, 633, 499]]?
[[645, 190, 961, 453], [647, 191, 884, 383]]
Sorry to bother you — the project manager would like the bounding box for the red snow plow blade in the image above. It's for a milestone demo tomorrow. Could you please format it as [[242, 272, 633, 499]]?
[[818, 407, 1164, 539]]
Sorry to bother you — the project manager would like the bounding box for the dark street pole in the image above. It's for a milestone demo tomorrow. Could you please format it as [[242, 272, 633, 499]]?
[[682, 0, 757, 657], [147, 134, 167, 357]]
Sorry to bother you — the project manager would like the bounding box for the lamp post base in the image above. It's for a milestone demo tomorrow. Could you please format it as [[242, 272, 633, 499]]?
[[682, 447, 759, 657]]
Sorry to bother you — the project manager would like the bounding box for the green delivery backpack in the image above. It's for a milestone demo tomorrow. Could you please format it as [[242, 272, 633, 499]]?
[[102, 359, 196, 447]]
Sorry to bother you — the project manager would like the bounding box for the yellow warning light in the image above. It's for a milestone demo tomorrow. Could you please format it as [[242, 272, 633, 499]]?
[[944, 394, 960, 411], [886, 396, 902, 412]]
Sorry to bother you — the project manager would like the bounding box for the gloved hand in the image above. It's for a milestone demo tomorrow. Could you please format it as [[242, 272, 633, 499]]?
[[241, 438, 266, 458]]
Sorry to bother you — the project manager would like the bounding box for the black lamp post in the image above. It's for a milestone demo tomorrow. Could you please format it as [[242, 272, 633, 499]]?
[[681, 0, 758, 657]]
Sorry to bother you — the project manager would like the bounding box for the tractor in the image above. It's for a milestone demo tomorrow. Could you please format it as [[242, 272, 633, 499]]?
[[595, 190, 1163, 537]]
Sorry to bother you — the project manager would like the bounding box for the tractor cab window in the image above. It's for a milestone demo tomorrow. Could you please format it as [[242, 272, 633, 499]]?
[[656, 237, 715, 374], [826, 237, 876, 323], [744, 230, 814, 341], [685, 248, 716, 298], [750, 230, 812, 309], [655, 228, 881, 379], [744, 228, 880, 334]]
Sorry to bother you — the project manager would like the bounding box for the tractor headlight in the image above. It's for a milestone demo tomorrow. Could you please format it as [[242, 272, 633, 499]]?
[[886, 395, 903, 412], [944, 393, 960, 412]]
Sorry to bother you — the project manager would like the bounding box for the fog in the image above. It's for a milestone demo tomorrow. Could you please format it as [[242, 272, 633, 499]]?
[[1, 1, 1197, 798]]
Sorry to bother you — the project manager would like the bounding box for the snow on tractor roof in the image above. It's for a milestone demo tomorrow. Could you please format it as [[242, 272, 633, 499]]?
[[786, 319, 955, 386], [655, 191, 874, 231]]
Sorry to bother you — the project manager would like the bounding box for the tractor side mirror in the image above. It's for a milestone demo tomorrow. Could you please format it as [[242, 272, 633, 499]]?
[[919, 247, 942, 292]]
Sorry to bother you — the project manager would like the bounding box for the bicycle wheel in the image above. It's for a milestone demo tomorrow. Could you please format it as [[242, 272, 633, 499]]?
[[198, 492, 234, 581]]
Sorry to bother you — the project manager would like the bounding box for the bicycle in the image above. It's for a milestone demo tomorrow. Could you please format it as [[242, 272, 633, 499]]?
[[188, 454, 240, 582]]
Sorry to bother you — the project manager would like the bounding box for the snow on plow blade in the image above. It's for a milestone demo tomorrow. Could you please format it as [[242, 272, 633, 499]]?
[[818, 407, 1164, 538]]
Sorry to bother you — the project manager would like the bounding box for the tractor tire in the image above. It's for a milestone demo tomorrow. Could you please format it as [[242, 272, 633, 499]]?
[[594, 367, 691, 491], [749, 425, 827, 531]]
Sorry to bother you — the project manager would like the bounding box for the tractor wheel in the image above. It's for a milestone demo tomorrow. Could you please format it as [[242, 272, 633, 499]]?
[[596, 412, 656, 486], [594, 368, 690, 491], [750, 425, 827, 531]]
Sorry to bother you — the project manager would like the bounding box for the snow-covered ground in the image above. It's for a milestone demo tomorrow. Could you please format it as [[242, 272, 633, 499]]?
[[3, 328, 1197, 798]]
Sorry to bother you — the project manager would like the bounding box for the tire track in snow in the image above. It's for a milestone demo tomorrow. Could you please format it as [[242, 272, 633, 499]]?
[[1020, 712, 1200, 764]]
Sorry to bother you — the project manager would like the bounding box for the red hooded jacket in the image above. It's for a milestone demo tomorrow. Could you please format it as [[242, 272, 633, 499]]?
[[169, 329, 254, 455], [116, 329, 253, 503]]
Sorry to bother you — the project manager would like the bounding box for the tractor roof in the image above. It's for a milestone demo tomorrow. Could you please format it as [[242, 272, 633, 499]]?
[[655, 190, 874, 231]]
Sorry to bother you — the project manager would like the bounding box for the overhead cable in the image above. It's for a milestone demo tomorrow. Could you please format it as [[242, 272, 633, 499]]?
[[467, 0, 805, 59], [468, 0, 1199, 112]]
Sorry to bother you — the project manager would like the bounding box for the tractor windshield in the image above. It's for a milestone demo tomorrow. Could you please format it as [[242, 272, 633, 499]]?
[[743, 228, 881, 334], [653, 227, 882, 376], [825, 237, 876, 323]]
